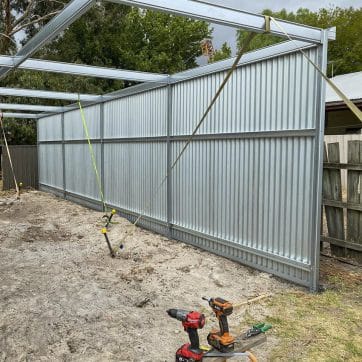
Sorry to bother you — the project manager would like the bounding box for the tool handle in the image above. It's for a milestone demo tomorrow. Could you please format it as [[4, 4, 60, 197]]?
[[219, 315, 229, 334], [261, 324, 272, 332], [187, 328, 200, 351]]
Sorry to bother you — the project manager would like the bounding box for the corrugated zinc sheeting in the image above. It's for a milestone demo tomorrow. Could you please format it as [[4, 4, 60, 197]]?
[[2, 145, 38, 190], [38, 40, 327, 290], [38, 144, 63, 189]]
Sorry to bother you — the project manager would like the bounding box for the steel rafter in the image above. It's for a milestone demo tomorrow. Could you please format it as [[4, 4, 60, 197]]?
[[106, 0, 335, 43], [0, 56, 170, 83], [0, 87, 101, 102], [0, 0, 97, 80], [1, 112, 39, 119], [0, 103, 65, 113]]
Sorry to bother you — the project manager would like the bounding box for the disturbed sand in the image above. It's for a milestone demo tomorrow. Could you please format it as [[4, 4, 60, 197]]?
[[0, 191, 296, 361]]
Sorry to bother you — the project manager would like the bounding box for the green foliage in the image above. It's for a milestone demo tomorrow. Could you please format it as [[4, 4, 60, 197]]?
[[237, 7, 362, 76], [1, 2, 210, 144], [209, 42, 232, 63], [1, 118, 36, 145], [41, 4, 210, 74]]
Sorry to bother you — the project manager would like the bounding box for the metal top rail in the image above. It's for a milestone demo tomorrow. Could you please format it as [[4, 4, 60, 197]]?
[[0, 0, 334, 118]]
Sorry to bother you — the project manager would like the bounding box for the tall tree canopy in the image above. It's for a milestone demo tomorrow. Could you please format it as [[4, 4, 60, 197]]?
[[0, 1, 210, 144], [237, 7, 362, 76]]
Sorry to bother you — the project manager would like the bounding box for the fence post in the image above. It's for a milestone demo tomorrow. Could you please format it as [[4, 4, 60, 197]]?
[[100, 102, 105, 211], [327, 143, 345, 256], [61, 113, 66, 198], [347, 140, 362, 263], [166, 84, 173, 237]]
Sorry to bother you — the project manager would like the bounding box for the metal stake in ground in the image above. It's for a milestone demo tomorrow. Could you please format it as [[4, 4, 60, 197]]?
[[101, 228, 115, 258]]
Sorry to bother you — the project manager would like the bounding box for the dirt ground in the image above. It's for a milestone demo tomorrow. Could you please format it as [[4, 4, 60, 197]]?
[[0, 190, 361, 361]]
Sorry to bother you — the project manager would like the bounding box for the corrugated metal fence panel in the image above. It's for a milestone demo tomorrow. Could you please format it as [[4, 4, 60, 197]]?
[[172, 49, 318, 135], [2, 145, 38, 190], [171, 137, 314, 263], [37, 43, 324, 288], [103, 87, 168, 138], [104, 142, 167, 220], [38, 144, 63, 189], [38, 115, 62, 141], [64, 105, 100, 140], [64, 143, 101, 200]]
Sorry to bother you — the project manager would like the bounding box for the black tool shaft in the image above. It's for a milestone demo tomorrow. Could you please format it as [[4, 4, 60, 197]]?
[[103, 232, 115, 257], [187, 328, 200, 352]]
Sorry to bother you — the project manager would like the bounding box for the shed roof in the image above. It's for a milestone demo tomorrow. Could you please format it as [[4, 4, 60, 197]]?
[[326, 71, 362, 103]]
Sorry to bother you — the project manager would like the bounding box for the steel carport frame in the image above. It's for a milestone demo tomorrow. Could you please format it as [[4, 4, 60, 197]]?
[[0, 0, 329, 291]]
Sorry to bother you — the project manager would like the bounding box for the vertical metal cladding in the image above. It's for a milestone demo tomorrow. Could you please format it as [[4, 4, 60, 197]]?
[[171, 137, 314, 264], [170, 48, 320, 286], [38, 143, 63, 189], [103, 87, 168, 138], [38, 43, 323, 288], [64, 143, 101, 200], [38, 114, 62, 141], [104, 142, 167, 220], [64, 105, 101, 140], [171, 49, 318, 135]]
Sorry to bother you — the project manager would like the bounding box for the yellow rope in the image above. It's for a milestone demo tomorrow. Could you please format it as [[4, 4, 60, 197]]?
[[270, 17, 362, 122], [77, 100, 107, 212]]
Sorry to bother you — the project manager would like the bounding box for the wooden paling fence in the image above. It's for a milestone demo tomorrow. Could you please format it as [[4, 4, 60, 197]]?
[[322, 140, 362, 264]]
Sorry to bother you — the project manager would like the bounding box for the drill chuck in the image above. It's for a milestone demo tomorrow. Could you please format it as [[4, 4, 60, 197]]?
[[167, 308, 188, 322]]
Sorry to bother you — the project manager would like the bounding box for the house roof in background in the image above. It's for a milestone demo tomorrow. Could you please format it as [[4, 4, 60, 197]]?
[[326, 71, 362, 103]]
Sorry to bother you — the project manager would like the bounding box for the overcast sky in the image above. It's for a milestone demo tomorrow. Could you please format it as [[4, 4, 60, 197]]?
[[199, 0, 362, 55]]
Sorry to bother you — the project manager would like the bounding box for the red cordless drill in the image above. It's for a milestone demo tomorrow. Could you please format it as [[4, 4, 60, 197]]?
[[203, 297, 235, 353], [167, 309, 206, 362]]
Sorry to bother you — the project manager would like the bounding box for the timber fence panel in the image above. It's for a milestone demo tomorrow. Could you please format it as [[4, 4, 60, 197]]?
[[322, 140, 362, 263], [2, 145, 38, 190], [347, 140, 362, 262]]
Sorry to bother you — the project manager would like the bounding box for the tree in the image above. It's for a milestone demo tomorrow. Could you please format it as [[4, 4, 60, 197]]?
[[209, 42, 232, 63], [0, 0, 66, 54], [42, 4, 210, 74], [0, 2, 211, 144], [237, 7, 362, 76]]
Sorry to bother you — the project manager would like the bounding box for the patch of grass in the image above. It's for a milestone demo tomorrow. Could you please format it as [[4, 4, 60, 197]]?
[[264, 262, 362, 361]]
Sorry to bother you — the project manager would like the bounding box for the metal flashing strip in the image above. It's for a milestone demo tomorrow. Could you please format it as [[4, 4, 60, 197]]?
[[1, 112, 39, 119], [0, 56, 170, 83], [38, 129, 316, 144], [0, 87, 101, 102], [0, 103, 65, 113], [0, 0, 97, 80], [107, 0, 327, 43]]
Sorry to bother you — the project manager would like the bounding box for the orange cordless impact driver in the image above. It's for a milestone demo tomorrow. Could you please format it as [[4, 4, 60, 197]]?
[[167, 309, 206, 362], [202, 297, 235, 353]]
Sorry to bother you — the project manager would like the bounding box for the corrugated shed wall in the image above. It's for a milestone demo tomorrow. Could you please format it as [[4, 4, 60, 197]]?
[[38, 44, 324, 288]]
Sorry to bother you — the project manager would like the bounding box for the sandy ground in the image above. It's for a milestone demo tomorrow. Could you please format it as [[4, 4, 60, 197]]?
[[0, 191, 297, 361]]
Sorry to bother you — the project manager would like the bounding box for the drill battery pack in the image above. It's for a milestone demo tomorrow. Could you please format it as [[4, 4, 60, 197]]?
[[207, 332, 235, 353], [176, 343, 203, 362]]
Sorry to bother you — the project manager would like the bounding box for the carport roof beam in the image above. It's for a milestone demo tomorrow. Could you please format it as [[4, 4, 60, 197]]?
[[0, 87, 101, 102], [0, 0, 97, 80], [0, 103, 65, 113], [0, 56, 170, 83], [106, 0, 335, 43], [1, 112, 39, 119]]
